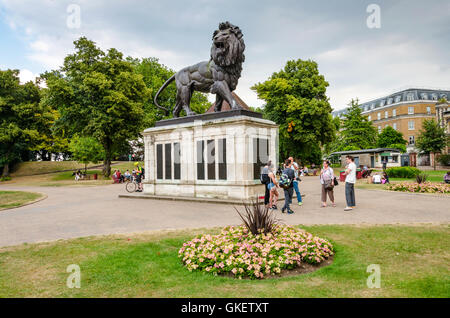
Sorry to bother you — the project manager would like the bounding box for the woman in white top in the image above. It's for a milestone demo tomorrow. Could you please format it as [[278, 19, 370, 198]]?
[[320, 160, 335, 207]]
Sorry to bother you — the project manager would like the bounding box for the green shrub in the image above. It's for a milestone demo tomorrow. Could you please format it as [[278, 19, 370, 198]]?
[[386, 167, 421, 178], [437, 154, 450, 166], [0, 176, 12, 182]]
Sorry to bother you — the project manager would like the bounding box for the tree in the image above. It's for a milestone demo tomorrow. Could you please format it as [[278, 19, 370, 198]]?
[[42, 37, 150, 176], [376, 126, 407, 151], [415, 119, 449, 170], [131, 57, 210, 128], [0, 69, 52, 177], [69, 136, 104, 173], [252, 59, 335, 163], [340, 99, 377, 150]]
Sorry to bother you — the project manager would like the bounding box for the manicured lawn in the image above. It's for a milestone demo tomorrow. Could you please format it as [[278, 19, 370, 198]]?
[[0, 191, 44, 210], [0, 225, 448, 298]]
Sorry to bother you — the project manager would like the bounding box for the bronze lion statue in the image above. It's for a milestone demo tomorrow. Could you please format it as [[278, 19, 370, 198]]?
[[154, 21, 245, 117]]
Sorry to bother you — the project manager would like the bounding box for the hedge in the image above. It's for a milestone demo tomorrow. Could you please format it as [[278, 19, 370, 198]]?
[[385, 167, 421, 178]]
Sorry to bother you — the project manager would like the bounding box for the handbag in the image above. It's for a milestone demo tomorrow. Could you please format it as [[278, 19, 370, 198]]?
[[333, 176, 339, 186], [324, 179, 334, 190]]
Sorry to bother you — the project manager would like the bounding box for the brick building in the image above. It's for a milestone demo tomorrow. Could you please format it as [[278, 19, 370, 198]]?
[[333, 88, 450, 166]]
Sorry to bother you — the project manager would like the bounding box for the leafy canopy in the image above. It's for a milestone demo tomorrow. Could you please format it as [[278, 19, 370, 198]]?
[[252, 59, 335, 163], [340, 99, 377, 150], [376, 125, 407, 152], [0, 69, 52, 176], [42, 37, 150, 176]]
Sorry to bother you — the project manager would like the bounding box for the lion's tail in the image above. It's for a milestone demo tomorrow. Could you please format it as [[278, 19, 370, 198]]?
[[153, 74, 176, 115]]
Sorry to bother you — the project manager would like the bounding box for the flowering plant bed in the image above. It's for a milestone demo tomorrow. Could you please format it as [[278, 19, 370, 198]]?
[[178, 224, 334, 279], [386, 182, 450, 194]]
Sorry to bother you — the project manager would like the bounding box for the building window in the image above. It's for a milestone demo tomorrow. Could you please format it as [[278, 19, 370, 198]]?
[[388, 98, 393, 104], [368, 115, 371, 121], [392, 155, 399, 163], [218, 138, 227, 180], [407, 93, 414, 101], [393, 123, 397, 130], [196, 138, 228, 181], [409, 136, 415, 145], [156, 144, 163, 180], [196, 140, 205, 180], [253, 138, 269, 180], [393, 109, 396, 117], [408, 120, 415, 130], [380, 100, 385, 107], [377, 113, 381, 120], [378, 126, 381, 133], [174, 142, 181, 180], [395, 96, 401, 103], [431, 93, 438, 100], [408, 106, 414, 114], [385, 111, 388, 119], [371, 103, 375, 110], [420, 93, 427, 100], [426, 106, 431, 115], [156, 142, 179, 180]]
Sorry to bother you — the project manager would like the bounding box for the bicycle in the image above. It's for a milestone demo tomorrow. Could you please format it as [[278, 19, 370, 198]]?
[[125, 175, 139, 193]]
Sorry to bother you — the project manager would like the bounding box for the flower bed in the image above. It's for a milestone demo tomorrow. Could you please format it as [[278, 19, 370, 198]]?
[[178, 224, 334, 279], [386, 181, 450, 194]]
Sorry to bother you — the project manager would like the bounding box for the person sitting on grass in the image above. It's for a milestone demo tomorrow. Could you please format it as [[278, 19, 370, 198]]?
[[124, 169, 131, 181], [373, 173, 382, 184], [444, 171, 450, 184], [382, 172, 390, 184]]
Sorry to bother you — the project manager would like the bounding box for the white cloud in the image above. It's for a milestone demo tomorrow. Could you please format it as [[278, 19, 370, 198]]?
[[18, 69, 38, 83], [1, 0, 449, 111]]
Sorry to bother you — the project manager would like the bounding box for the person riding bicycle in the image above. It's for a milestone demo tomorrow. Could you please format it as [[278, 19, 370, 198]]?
[[134, 162, 144, 192]]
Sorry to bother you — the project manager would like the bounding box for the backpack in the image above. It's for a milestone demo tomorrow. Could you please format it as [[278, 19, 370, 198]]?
[[279, 172, 292, 189], [260, 173, 270, 185]]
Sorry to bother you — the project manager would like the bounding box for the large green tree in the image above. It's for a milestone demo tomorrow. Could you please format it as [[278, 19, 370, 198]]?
[[43, 37, 150, 176], [252, 59, 335, 163], [0, 69, 52, 177], [69, 136, 105, 173], [376, 126, 407, 152], [416, 119, 449, 170], [131, 57, 209, 128], [340, 99, 377, 150]]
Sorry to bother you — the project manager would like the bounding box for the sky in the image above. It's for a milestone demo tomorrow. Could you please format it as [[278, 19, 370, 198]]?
[[0, 0, 449, 111]]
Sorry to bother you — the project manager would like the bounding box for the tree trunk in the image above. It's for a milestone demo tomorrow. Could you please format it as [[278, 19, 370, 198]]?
[[102, 138, 112, 177], [103, 158, 111, 177], [433, 152, 436, 170], [2, 163, 9, 177]]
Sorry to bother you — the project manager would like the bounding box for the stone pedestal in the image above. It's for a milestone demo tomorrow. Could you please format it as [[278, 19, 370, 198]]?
[[142, 110, 278, 201]]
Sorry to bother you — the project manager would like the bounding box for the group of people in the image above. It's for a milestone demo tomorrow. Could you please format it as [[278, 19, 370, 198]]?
[[262, 157, 303, 215], [371, 171, 390, 184], [261, 155, 358, 213], [73, 170, 85, 181], [113, 162, 144, 192]]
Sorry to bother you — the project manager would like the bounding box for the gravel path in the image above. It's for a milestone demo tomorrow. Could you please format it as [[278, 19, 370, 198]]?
[[0, 178, 449, 247]]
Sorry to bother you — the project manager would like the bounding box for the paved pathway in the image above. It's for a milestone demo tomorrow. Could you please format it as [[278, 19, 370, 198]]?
[[0, 178, 449, 247]]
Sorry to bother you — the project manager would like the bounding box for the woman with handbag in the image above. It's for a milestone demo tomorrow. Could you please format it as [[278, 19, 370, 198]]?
[[320, 160, 336, 207]]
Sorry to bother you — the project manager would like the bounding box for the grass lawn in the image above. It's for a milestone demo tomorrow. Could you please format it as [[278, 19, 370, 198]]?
[[1, 161, 140, 187], [0, 224, 448, 298], [0, 191, 44, 210]]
